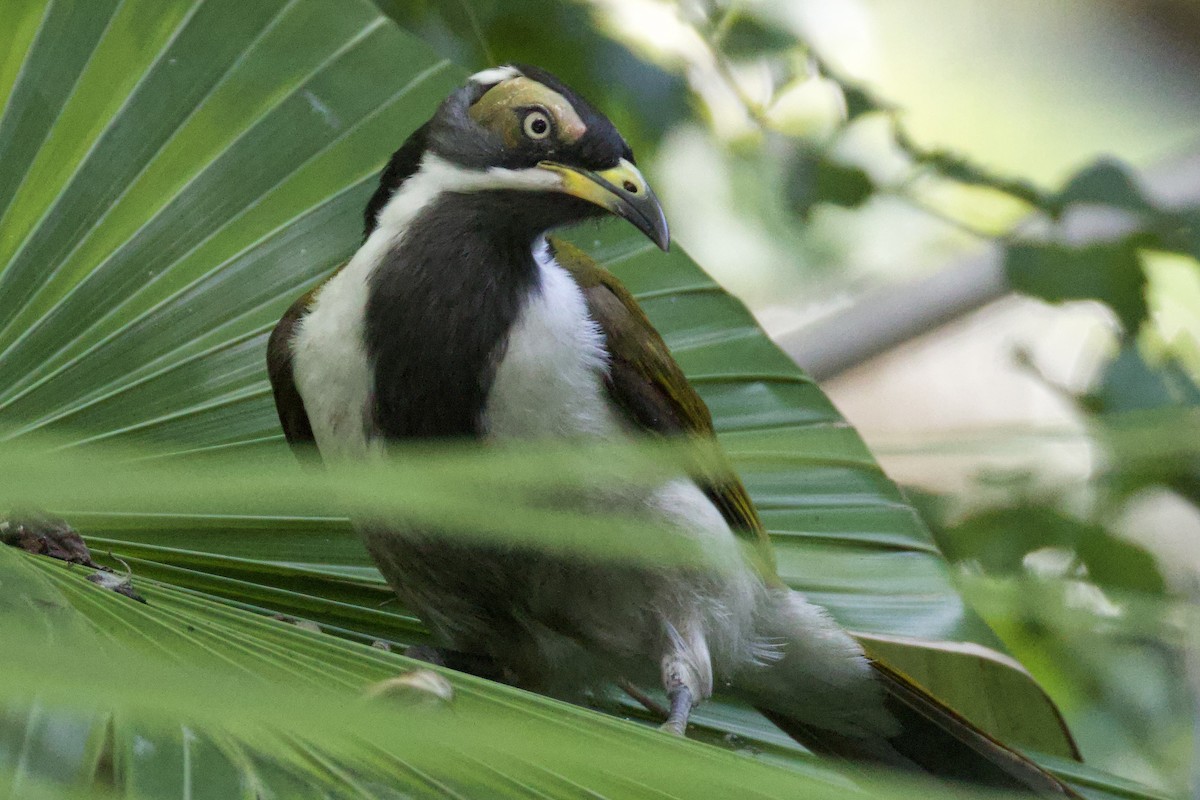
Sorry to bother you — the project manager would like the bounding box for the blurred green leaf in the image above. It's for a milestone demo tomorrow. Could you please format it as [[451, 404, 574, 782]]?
[[937, 506, 1061, 573], [1074, 530, 1167, 596], [1, 544, 1173, 800], [1083, 345, 1200, 506], [787, 148, 875, 217], [1005, 239, 1148, 331], [0, 546, 858, 800], [1051, 160, 1200, 267], [1185, 210, 1200, 260], [1084, 342, 1200, 415], [959, 575, 1193, 797], [841, 82, 885, 121], [1055, 159, 1156, 215], [717, 13, 797, 57], [938, 505, 1166, 595]]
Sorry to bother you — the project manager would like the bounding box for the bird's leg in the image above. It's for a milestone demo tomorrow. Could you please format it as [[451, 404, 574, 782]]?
[[657, 619, 711, 736], [661, 683, 693, 735]]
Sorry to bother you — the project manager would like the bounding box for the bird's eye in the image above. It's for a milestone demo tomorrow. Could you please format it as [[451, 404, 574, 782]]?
[[523, 110, 552, 140]]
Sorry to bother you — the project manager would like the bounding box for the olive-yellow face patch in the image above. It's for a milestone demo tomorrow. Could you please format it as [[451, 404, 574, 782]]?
[[468, 77, 587, 147]]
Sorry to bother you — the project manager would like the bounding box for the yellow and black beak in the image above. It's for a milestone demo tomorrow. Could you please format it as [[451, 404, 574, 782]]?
[[538, 158, 670, 251]]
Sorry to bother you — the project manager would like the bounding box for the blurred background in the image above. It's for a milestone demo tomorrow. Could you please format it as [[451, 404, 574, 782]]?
[[379, 0, 1200, 793]]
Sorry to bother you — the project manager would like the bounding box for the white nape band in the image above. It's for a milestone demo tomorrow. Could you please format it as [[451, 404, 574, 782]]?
[[469, 65, 522, 86], [373, 154, 561, 237]]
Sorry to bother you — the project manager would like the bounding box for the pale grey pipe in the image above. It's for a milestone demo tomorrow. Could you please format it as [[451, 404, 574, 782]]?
[[780, 147, 1200, 381]]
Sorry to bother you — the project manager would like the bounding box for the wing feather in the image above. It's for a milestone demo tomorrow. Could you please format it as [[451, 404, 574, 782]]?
[[549, 237, 777, 578], [761, 662, 1080, 796], [267, 287, 321, 462]]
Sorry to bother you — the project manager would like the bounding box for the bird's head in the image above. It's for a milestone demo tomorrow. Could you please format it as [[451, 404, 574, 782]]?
[[364, 64, 669, 251]]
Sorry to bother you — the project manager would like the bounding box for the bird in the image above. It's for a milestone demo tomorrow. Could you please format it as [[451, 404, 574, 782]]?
[[267, 64, 1077, 796]]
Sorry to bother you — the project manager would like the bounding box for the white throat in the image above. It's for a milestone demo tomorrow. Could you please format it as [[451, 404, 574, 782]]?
[[291, 155, 573, 460]]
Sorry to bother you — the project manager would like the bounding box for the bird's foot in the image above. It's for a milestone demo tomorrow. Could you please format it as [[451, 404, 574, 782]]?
[[657, 686, 693, 736]]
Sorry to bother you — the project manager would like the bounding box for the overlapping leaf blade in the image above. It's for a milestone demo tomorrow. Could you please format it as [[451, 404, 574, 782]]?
[[3, 545, 868, 799]]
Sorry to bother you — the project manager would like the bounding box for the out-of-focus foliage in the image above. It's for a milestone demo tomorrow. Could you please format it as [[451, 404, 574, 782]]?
[[787, 146, 875, 218], [0, 533, 857, 800], [959, 572, 1194, 799], [1087, 347, 1200, 507], [937, 504, 1165, 596], [913, 336, 1199, 792], [0, 438, 1171, 800], [914, 364, 1199, 793]]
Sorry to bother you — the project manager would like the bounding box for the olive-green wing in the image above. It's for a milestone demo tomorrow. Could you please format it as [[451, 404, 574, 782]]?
[[550, 237, 778, 578], [267, 287, 321, 462]]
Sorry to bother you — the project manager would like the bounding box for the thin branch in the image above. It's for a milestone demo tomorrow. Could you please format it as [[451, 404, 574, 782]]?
[[619, 678, 669, 719]]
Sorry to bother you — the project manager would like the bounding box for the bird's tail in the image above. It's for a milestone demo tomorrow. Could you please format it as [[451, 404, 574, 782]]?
[[757, 660, 1080, 797]]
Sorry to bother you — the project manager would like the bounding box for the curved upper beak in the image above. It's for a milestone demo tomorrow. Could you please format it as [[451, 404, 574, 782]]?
[[538, 158, 670, 251]]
